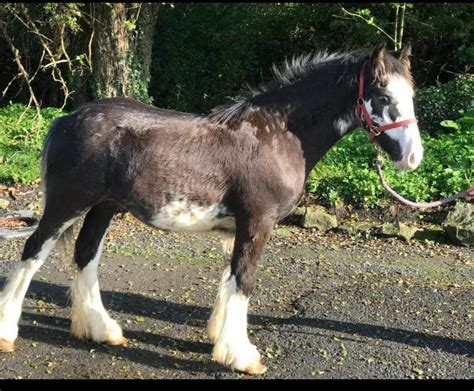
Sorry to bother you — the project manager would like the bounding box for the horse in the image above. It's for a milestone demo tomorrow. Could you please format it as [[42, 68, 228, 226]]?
[[0, 44, 422, 375]]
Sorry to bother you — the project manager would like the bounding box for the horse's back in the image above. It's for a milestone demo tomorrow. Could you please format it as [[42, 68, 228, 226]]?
[[42, 97, 204, 176]]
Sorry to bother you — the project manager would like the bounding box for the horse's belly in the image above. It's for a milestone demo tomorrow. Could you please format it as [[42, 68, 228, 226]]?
[[149, 201, 235, 232]]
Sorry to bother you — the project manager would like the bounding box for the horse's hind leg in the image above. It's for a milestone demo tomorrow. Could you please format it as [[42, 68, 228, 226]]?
[[207, 235, 234, 342], [210, 216, 274, 375], [0, 209, 81, 352], [70, 201, 127, 346]]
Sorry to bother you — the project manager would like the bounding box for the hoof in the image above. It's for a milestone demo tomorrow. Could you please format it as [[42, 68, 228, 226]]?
[[105, 336, 128, 347], [212, 342, 267, 376], [0, 338, 15, 353], [240, 362, 267, 376]]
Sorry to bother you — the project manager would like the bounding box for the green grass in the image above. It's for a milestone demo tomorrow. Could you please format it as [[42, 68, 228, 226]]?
[[0, 104, 65, 185], [307, 120, 473, 208]]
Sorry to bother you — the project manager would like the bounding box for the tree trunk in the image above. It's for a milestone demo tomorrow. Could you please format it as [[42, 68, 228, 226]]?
[[91, 3, 159, 100], [92, 3, 129, 98], [133, 4, 159, 92]]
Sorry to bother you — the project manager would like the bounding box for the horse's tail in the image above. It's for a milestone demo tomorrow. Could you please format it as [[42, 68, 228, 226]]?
[[40, 117, 60, 201], [41, 117, 78, 261], [56, 222, 78, 263], [0, 117, 78, 260], [0, 119, 59, 240], [221, 234, 235, 258]]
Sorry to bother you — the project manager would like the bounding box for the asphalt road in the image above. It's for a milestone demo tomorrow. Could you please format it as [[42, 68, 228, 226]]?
[[0, 210, 472, 379]]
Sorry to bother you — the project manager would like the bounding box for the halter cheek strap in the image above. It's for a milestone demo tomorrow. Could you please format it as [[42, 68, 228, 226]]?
[[355, 62, 418, 142]]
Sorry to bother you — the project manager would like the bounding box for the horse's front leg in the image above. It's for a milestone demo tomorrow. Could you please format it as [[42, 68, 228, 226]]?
[[209, 216, 274, 375]]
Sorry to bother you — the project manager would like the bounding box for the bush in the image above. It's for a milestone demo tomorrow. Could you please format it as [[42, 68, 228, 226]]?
[[307, 109, 474, 208], [415, 74, 474, 134], [150, 3, 473, 114], [0, 104, 65, 184]]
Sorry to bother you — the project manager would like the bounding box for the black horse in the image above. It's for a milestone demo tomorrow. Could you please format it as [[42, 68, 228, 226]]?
[[0, 44, 422, 374]]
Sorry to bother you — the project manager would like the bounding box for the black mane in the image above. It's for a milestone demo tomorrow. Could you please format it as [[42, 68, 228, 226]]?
[[208, 47, 410, 127], [208, 49, 370, 126]]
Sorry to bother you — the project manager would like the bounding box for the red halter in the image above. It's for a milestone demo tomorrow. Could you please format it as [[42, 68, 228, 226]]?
[[355, 62, 418, 142]]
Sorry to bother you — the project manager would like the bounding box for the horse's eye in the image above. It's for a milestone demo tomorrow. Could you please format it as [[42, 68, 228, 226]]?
[[379, 95, 390, 105]]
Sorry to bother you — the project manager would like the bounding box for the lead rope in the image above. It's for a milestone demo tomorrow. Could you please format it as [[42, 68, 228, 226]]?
[[374, 146, 474, 208]]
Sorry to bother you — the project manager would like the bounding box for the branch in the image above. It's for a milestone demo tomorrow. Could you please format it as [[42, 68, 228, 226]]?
[[394, 4, 399, 50], [2, 73, 21, 97], [59, 24, 72, 73], [87, 22, 95, 71], [42, 59, 72, 70], [28, 48, 45, 84], [10, 6, 54, 44], [341, 7, 396, 44], [16, 4, 76, 109], [0, 23, 42, 123], [398, 4, 406, 50]]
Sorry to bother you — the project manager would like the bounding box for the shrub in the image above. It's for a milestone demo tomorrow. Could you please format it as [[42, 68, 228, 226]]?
[[0, 104, 65, 185], [415, 74, 474, 134], [307, 109, 474, 208]]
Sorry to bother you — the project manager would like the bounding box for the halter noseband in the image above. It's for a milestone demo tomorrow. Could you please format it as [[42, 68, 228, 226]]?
[[355, 62, 418, 142]]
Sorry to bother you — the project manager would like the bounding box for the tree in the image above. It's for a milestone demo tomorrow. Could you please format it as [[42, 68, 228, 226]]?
[[91, 3, 159, 102], [0, 2, 160, 112]]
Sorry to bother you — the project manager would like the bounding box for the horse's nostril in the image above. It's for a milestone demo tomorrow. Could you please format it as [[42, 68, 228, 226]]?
[[409, 153, 416, 166]]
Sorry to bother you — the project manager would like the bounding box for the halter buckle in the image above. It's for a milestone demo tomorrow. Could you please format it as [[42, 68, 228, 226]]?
[[370, 126, 381, 137]]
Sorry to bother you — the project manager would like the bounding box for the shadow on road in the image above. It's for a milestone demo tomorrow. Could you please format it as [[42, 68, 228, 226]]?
[[19, 318, 223, 376], [1, 277, 467, 361]]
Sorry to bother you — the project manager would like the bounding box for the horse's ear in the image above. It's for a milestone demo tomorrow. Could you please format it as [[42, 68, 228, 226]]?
[[399, 42, 412, 70], [371, 43, 387, 81]]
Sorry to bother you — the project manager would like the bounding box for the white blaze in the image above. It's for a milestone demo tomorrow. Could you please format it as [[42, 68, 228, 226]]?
[[365, 75, 423, 170]]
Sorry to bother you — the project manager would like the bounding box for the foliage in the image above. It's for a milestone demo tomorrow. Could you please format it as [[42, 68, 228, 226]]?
[[0, 3, 158, 110], [0, 3, 92, 110], [150, 3, 473, 114], [307, 110, 474, 208], [1, 3, 472, 111], [150, 3, 373, 113], [127, 54, 154, 105], [0, 105, 65, 184], [415, 74, 474, 134]]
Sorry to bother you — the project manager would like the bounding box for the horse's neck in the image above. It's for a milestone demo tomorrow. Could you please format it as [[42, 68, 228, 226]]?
[[257, 76, 357, 177]]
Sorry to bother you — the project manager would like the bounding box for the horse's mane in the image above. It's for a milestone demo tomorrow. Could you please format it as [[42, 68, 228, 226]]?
[[208, 49, 365, 126], [208, 47, 411, 127]]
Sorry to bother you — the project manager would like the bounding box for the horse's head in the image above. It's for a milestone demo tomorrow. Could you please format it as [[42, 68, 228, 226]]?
[[359, 44, 423, 171]]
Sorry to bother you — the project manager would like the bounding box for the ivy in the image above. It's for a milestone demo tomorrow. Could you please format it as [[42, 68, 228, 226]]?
[[127, 54, 154, 105]]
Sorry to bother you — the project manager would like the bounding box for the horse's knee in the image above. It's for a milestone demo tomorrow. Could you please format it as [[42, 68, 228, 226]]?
[[74, 202, 117, 270], [231, 217, 274, 297], [74, 239, 101, 270], [234, 263, 257, 297]]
